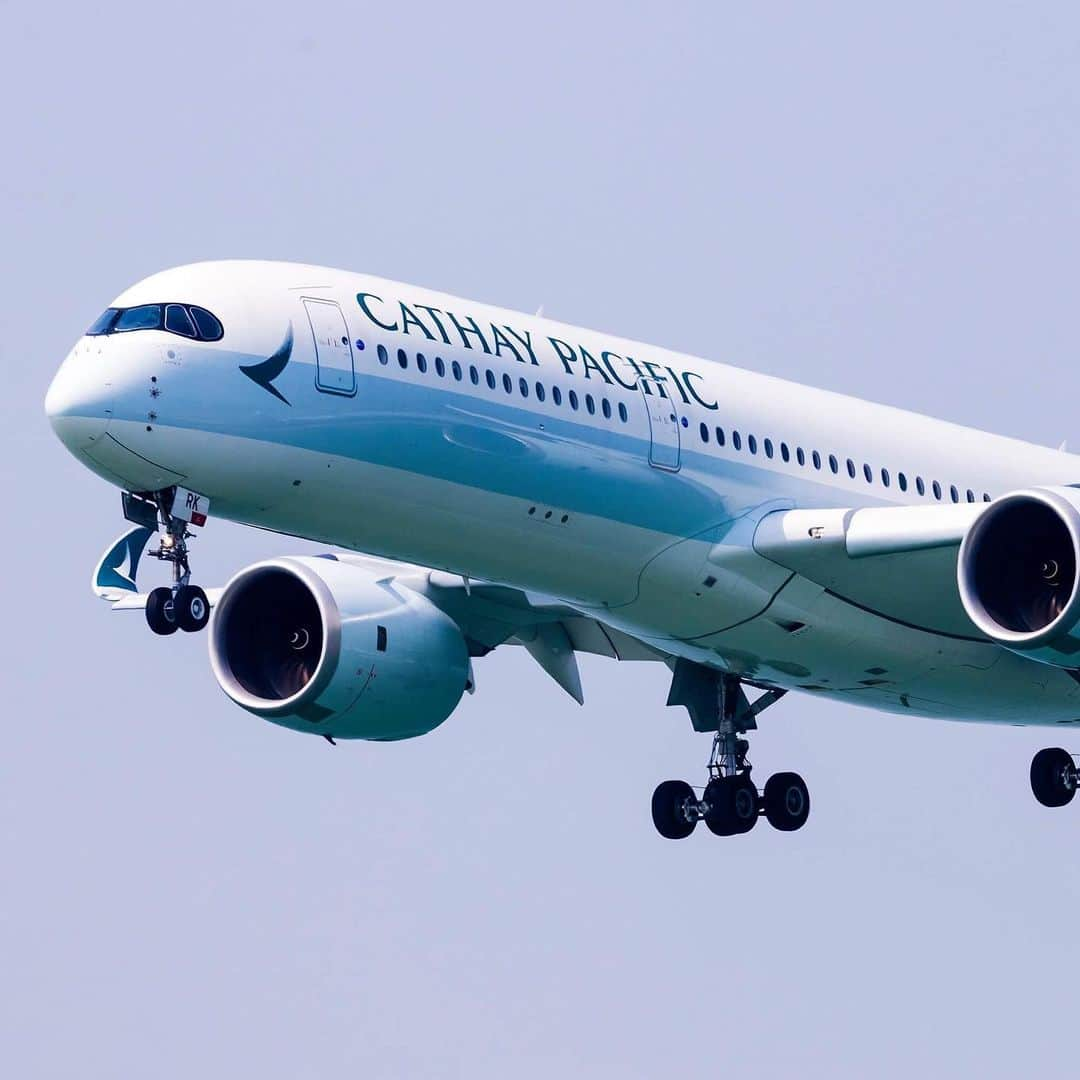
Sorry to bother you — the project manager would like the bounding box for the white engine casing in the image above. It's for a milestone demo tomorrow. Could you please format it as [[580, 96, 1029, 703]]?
[[209, 556, 469, 739], [957, 486, 1080, 669]]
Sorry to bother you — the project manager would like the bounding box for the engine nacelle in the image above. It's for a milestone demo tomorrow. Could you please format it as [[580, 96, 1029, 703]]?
[[209, 557, 469, 739], [957, 486, 1080, 668]]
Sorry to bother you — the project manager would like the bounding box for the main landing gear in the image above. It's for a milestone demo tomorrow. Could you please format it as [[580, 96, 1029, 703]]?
[[1030, 747, 1078, 808], [141, 489, 210, 637], [651, 662, 810, 840]]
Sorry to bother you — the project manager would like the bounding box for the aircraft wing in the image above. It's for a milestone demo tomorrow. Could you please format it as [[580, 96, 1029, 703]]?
[[752, 503, 987, 639], [107, 588, 224, 611], [91, 531, 667, 703], [415, 569, 668, 703]]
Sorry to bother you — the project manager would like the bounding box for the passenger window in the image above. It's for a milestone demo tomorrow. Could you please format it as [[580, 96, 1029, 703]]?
[[569, 390, 579, 410], [796, 447, 805, 466], [435, 356, 445, 377], [966, 489, 975, 503], [536, 382, 546, 402], [764, 438, 774, 459], [503, 373, 513, 394], [397, 348, 408, 369], [470, 366, 480, 385], [700, 422, 710, 443], [602, 398, 612, 419], [847, 459, 856, 479], [716, 427, 726, 447], [812, 451, 821, 470], [113, 304, 162, 332], [165, 304, 197, 338], [733, 431, 742, 451], [881, 469, 890, 487], [983, 493, 992, 502], [780, 442, 790, 462], [863, 464, 872, 483], [553, 386, 563, 406], [618, 402, 628, 422], [486, 370, 497, 390], [377, 344, 389, 365], [950, 485, 959, 503], [190, 307, 224, 340], [916, 477, 925, 496], [586, 394, 596, 415], [451, 360, 462, 381], [416, 353, 427, 373], [898, 473, 908, 492], [828, 454, 838, 474], [932, 481, 942, 500], [520, 377, 529, 398]]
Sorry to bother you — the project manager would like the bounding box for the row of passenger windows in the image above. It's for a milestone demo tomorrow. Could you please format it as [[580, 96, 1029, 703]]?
[[370, 341, 990, 505], [697, 422, 991, 503], [376, 344, 630, 423], [86, 304, 225, 341]]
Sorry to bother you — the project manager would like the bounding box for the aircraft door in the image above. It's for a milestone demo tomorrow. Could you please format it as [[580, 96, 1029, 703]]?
[[640, 378, 681, 471], [303, 297, 356, 396]]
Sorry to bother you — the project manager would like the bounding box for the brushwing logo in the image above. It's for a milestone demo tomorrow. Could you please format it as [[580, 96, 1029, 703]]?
[[240, 324, 293, 405], [93, 525, 155, 600]]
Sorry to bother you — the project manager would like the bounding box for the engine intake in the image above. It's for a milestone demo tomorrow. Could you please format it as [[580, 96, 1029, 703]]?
[[958, 487, 1080, 665], [223, 567, 327, 702], [210, 557, 469, 739]]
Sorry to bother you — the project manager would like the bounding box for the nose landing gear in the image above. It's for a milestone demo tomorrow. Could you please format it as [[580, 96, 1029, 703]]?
[[143, 488, 211, 636], [651, 662, 809, 840]]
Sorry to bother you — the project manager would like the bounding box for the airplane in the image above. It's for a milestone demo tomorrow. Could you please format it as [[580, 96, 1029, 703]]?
[[44, 259, 1080, 839]]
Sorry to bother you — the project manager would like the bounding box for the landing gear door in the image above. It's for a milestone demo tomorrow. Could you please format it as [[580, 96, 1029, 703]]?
[[640, 378, 681, 471], [303, 298, 356, 396]]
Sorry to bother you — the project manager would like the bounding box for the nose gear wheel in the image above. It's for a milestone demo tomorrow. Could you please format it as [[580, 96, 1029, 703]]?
[[141, 487, 212, 636]]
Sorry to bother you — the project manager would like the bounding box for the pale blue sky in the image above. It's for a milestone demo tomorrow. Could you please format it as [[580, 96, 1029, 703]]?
[[4, 2, 1080, 1076]]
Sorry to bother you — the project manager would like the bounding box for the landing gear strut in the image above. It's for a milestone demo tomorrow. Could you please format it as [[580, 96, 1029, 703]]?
[[651, 662, 810, 839], [142, 489, 210, 636]]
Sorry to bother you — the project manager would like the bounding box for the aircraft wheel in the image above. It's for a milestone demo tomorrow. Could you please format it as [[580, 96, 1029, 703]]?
[[763, 772, 810, 832], [704, 776, 759, 836], [651, 780, 697, 839], [175, 585, 210, 633], [146, 587, 178, 636], [1030, 748, 1077, 808]]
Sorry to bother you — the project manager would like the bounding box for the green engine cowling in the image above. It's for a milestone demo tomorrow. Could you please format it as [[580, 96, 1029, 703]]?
[[209, 556, 469, 739], [957, 486, 1080, 668]]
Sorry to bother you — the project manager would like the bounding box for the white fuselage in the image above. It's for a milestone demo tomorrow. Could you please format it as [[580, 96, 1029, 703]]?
[[45, 260, 1080, 726]]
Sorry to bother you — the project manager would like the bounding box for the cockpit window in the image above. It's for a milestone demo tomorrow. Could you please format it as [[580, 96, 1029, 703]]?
[[84, 302, 225, 341], [87, 308, 121, 335], [165, 304, 197, 338], [113, 304, 164, 332], [189, 306, 224, 341]]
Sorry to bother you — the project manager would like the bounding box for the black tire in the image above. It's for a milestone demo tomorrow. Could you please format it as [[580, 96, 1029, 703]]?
[[651, 780, 697, 839], [703, 779, 735, 836], [704, 775, 759, 836], [1030, 748, 1077, 808], [763, 772, 810, 832], [175, 585, 210, 633], [146, 587, 178, 636]]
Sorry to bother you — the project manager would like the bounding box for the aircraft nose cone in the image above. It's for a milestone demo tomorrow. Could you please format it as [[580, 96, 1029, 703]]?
[[45, 358, 112, 452]]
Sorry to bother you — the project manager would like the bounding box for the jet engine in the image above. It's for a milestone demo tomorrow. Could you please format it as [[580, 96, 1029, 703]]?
[[957, 486, 1080, 668], [209, 557, 470, 739]]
